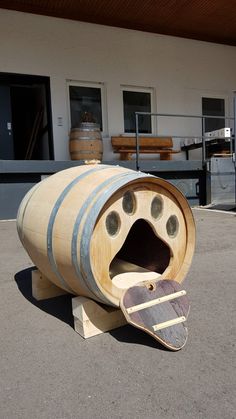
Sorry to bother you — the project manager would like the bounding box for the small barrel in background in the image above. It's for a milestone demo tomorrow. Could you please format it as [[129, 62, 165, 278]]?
[[69, 122, 103, 161]]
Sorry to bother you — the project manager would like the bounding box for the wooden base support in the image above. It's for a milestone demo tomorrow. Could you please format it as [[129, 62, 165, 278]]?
[[31, 269, 68, 301], [31, 269, 127, 338], [72, 296, 127, 338]]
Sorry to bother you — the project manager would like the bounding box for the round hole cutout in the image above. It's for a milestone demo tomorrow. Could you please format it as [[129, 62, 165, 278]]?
[[166, 215, 179, 238], [106, 211, 120, 236], [122, 191, 136, 215], [148, 283, 154, 291], [151, 195, 163, 219]]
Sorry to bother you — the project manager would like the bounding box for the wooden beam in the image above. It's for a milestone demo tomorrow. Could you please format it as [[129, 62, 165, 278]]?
[[72, 296, 127, 338], [111, 136, 173, 148], [152, 316, 186, 331], [126, 290, 186, 314], [31, 269, 68, 300]]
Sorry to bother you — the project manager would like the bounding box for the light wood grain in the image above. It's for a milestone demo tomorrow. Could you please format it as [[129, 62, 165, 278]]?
[[72, 296, 126, 338], [111, 136, 180, 160], [152, 316, 186, 331], [17, 165, 195, 307], [126, 290, 186, 313], [69, 127, 103, 161], [111, 136, 173, 148], [32, 269, 69, 300]]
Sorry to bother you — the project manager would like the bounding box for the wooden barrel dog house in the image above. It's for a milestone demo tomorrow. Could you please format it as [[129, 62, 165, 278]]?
[[17, 164, 195, 307], [69, 122, 103, 161]]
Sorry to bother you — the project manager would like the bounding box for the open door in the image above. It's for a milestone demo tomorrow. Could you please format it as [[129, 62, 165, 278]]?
[[0, 73, 54, 160]]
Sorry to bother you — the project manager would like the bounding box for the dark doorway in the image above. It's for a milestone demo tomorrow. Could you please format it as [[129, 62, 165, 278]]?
[[111, 219, 170, 274], [0, 73, 54, 160]]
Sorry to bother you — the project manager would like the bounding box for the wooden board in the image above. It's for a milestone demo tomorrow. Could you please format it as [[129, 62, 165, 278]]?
[[110, 258, 161, 289], [113, 149, 179, 153], [120, 279, 190, 351], [114, 149, 179, 160], [111, 136, 173, 148], [32, 269, 69, 300], [72, 296, 127, 338]]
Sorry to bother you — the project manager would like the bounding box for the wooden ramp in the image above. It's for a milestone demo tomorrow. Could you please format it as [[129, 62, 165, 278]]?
[[120, 279, 190, 351]]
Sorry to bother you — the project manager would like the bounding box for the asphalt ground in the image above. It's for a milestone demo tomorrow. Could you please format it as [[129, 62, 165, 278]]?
[[0, 209, 235, 419]]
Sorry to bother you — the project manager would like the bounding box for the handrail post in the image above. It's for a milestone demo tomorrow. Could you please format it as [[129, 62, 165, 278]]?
[[234, 96, 236, 204], [202, 117, 206, 164], [135, 112, 140, 171], [227, 117, 233, 155], [132, 111, 234, 172]]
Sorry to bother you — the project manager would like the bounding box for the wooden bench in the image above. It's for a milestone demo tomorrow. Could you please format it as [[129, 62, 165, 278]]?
[[111, 136, 180, 160]]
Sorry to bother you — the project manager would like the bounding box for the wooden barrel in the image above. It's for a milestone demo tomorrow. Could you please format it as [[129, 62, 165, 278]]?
[[17, 164, 195, 307], [69, 122, 103, 161]]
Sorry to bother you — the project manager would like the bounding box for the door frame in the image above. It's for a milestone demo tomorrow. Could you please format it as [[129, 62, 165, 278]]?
[[0, 72, 54, 160]]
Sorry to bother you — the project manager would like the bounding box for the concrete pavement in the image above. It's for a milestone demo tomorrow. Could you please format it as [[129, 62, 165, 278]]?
[[0, 209, 235, 419]]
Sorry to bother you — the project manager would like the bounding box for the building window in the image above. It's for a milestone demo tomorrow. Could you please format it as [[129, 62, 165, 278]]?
[[122, 88, 153, 134], [202, 97, 225, 133], [68, 82, 104, 131]]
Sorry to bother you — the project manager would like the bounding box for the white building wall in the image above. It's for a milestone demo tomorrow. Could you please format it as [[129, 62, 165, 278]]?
[[0, 8, 236, 160]]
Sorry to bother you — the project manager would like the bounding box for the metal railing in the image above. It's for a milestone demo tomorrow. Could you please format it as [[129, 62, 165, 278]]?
[[134, 111, 235, 171]]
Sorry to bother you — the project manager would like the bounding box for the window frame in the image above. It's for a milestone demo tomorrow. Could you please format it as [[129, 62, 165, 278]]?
[[67, 80, 108, 134], [201, 95, 226, 134], [121, 85, 156, 135]]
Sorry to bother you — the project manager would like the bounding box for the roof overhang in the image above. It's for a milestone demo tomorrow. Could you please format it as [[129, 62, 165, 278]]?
[[1, 0, 236, 46]]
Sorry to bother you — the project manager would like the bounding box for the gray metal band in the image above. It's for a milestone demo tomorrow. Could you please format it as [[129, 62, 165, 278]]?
[[75, 171, 153, 304], [47, 165, 108, 292]]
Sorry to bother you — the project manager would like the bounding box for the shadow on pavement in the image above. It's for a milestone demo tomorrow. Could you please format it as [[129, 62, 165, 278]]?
[[15, 267, 167, 350], [110, 324, 167, 350], [15, 267, 74, 328]]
